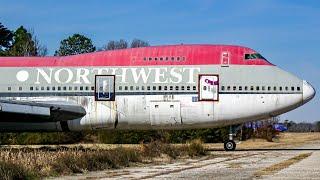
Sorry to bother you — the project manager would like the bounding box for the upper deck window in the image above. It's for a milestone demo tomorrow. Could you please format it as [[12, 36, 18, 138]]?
[[245, 53, 266, 60]]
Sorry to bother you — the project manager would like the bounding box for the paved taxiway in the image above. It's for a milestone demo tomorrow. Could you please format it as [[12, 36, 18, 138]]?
[[57, 141, 320, 180]]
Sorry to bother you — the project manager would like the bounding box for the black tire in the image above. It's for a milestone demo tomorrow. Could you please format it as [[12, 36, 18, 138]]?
[[224, 140, 236, 151]]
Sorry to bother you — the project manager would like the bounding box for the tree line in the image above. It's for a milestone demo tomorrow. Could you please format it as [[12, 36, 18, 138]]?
[[0, 22, 150, 57]]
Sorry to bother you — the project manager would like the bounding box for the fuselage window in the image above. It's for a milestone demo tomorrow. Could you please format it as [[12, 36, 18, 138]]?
[[177, 57, 180, 61], [203, 86, 207, 91], [256, 86, 260, 91], [297, 87, 301, 91], [181, 86, 185, 90], [239, 86, 242, 91], [119, 86, 122, 91], [291, 87, 294, 91], [69, 87, 73, 91], [160, 57, 163, 61], [193, 86, 196, 91], [164, 86, 167, 90], [279, 87, 282, 91], [7, 87, 11, 91], [63, 86, 67, 91], [273, 86, 276, 91], [187, 86, 190, 90], [130, 86, 133, 90], [182, 57, 186, 61], [143, 57, 147, 61], [285, 87, 288, 91], [91, 86, 94, 91], [19, 87, 22, 91], [245, 86, 248, 91], [262, 86, 265, 91], [153, 86, 156, 90], [170, 86, 173, 90], [233, 86, 236, 91], [221, 86, 225, 91], [227, 86, 231, 91], [166, 57, 169, 61], [41, 87, 45, 91], [155, 57, 158, 61], [176, 86, 179, 90], [268, 86, 271, 91], [125, 86, 128, 90], [171, 57, 175, 61], [147, 86, 150, 91], [250, 86, 254, 91], [149, 57, 152, 61], [36, 87, 39, 91], [158, 86, 162, 91], [136, 86, 139, 90], [141, 86, 145, 90], [74, 87, 77, 91]]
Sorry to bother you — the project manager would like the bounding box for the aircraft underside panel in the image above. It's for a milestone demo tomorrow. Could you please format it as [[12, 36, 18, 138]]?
[[0, 91, 303, 132]]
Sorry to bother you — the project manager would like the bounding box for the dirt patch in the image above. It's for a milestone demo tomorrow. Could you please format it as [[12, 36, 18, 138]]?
[[253, 152, 312, 178], [227, 162, 244, 169]]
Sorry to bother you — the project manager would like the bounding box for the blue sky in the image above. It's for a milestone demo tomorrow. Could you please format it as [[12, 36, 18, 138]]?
[[0, 0, 319, 122]]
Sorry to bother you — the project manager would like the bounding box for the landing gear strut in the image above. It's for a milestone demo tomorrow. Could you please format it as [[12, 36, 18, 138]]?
[[224, 126, 236, 151]]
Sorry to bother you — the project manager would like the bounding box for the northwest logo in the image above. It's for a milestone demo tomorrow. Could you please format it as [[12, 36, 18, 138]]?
[[16, 67, 201, 85]]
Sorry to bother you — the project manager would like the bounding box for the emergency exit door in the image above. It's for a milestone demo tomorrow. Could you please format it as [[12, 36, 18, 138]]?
[[95, 75, 115, 101], [198, 74, 219, 101]]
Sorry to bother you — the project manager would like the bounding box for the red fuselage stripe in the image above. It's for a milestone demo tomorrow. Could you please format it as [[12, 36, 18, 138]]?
[[0, 45, 273, 67]]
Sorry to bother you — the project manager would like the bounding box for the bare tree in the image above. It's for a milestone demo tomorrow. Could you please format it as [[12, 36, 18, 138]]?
[[131, 39, 150, 48], [30, 29, 48, 56]]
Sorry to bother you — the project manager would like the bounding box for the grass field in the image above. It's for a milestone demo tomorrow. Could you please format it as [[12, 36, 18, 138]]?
[[0, 132, 318, 179], [204, 132, 320, 150]]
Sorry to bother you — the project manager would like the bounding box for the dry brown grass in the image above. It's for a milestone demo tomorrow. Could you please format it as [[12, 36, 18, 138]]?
[[204, 132, 320, 150], [0, 141, 207, 179], [253, 153, 312, 178]]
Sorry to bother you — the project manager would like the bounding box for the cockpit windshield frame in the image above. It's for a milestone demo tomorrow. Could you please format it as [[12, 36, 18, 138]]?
[[244, 53, 267, 60]]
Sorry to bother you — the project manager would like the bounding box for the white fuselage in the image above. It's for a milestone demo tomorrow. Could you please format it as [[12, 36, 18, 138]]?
[[0, 64, 314, 132]]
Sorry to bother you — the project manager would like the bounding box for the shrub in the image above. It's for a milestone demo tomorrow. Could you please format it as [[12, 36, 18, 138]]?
[[0, 161, 35, 180], [141, 140, 180, 159], [187, 139, 206, 157]]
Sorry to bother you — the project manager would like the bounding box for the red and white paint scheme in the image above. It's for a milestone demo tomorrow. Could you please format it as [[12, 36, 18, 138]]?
[[0, 44, 315, 150]]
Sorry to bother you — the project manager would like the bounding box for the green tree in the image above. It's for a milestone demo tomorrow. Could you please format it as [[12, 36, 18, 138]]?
[[130, 39, 150, 48], [55, 34, 96, 56], [0, 22, 13, 55], [8, 26, 38, 56]]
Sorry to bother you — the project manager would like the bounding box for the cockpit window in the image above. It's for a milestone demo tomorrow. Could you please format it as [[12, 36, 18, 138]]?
[[245, 53, 266, 60]]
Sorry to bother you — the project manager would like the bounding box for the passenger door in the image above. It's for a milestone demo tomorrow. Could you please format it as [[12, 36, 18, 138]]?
[[198, 74, 219, 101], [221, 51, 230, 67], [95, 75, 115, 101]]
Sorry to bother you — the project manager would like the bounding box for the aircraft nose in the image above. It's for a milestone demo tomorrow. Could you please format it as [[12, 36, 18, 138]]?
[[303, 80, 316, 103]]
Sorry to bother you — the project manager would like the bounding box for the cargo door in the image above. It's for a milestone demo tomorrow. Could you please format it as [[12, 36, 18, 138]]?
[[150, 101, 181, 126]]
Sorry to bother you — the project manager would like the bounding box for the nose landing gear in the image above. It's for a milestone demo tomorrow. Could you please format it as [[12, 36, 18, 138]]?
[[224, 126, 237, 151]]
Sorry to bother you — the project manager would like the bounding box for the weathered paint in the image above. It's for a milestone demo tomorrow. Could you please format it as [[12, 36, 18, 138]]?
[[0, 44, 315, 132]]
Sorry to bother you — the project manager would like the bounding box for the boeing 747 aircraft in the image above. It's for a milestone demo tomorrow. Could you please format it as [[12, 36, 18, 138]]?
[[0, 44, 315, 150]]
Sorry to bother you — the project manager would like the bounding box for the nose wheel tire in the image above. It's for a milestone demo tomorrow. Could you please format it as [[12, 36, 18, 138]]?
[[224, 140, 236, 151]]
